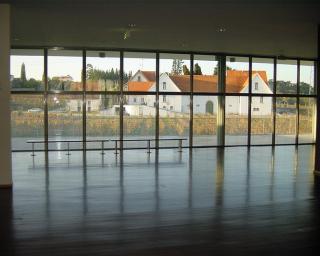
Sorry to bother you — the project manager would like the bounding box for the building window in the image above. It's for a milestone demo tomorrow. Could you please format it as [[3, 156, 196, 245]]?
[[163, 95, 166, 102], [253, 107, 260, 111], [170, 106, 173, 110], [163, 82, 166, 90], [260, 97, 263, 103], [137, 76, 141, 81], [141, 98, 144, 104], [255, 82, 258, 90], [133, 97, 137, 103], [163, 106, 166, 109]]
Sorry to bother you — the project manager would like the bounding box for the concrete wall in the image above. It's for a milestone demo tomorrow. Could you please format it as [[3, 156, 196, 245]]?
[[0, 4, 12, 187]]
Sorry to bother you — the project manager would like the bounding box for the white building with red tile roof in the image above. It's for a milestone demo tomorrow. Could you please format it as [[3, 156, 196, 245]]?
[[125, 70, 272, 116]]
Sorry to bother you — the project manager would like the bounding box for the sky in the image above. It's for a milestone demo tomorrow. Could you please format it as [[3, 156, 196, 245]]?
[[10, 55, 315, 86]]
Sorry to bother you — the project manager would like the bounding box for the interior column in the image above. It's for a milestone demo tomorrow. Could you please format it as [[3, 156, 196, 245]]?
[[0, 4, 12, 188]]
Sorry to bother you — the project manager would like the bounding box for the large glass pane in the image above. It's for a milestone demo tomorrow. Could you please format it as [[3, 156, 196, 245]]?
[[226, 56, 249, 94], [251, 96, 273, 145], [11, 95, 44, 151], [86, 95, 120, 149], [124, 52, 156, 92], [48, 50, 82, 91], [86, 51, 120, 91], [159, 95, 190, 147], [252, 58, 274, 94], [225, 96, 248, 145], [300, 61, 315, 95], [299, 97, 315, 143], [10, 49, 44, 91], [123, 95, 156, 149], [160, 53, 190, 92], [275, 97, 297, 144], [48, 95, 83, 150], [276, 59, 297, 94], [193, 55, 218, 93], [193, 96, 217, 146]]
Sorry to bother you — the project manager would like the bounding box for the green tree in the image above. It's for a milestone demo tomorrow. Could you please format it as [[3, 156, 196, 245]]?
[[213, 64, 234, 75], [194, 63, 202, 75], [182, 65, 190, 75], [20, 63, 27, 82], [171, 59, 183, 75]]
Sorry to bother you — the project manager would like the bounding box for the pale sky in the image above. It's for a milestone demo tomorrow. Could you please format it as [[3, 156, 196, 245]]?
[[10, 55, 315, 86]]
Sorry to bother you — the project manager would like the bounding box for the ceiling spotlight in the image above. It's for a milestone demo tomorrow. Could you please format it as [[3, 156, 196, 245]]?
[[51, 47, 64, 51], [217, 27, 226, 33], [123, 30, 131, 40], [99, 52, 106, 58], [128, 23, 136, 28]]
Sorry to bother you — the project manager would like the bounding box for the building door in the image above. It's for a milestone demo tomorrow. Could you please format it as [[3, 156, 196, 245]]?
[[206, 101, 214, 114]]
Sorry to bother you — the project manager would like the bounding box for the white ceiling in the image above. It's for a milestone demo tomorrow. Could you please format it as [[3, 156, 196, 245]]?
[[7, 0, 320, 58]]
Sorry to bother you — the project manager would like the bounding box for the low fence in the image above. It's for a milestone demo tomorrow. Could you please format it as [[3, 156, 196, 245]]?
[[11, 112, 314, 137]]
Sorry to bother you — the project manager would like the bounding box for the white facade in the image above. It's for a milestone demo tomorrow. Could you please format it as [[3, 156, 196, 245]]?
[[126, 71, 273, 116], [68, 98, 101, 112]]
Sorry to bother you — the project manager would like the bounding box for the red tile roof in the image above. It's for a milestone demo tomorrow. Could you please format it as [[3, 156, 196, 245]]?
[[169, 70, 268, 93], [127, 70, 268, 93], [127, 81, 154, 91], [140, 71, 156, 82]]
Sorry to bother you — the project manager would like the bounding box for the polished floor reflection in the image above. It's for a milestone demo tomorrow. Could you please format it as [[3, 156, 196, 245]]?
[[2, 146, 320, 256]]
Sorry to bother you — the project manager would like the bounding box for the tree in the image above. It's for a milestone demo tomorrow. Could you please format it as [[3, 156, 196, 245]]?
[[171, 59, 183, 75], [194, 63, 202, 75], [20, 63, 27, 82], [213, 64, 234, 75], [182, 65, 190, 75]]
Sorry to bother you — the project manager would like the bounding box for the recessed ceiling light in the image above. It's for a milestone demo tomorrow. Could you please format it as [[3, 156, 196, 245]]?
[[51, 47, 64, 51], [217, 27, 226, 33], [123, 30, 131, 40], [128, 23, 136, 28]]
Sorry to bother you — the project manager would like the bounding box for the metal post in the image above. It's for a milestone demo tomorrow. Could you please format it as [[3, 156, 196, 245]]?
[[178, 139, 183, 152], [82, 50, 87, 152], [120, 51, 124, 152], [66, 142, 71, 156], [247, 57, 252, 146], [155, 52, 160, 149], [147, 140, 151, 154], [272, 58, 277, 146], [101, 141, 105, 155], [315, 24, 320, 174], [44, 49, 49, 153], [114, 140, 119, 155], [31, 142, 36, 157], [189, 54, 194, 148], [296, 60, 300, 145], [217, 55, 226, 146]]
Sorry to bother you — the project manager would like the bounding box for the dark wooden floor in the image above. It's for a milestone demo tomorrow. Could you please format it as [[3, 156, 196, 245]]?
[[1, 146, 320, 256]]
